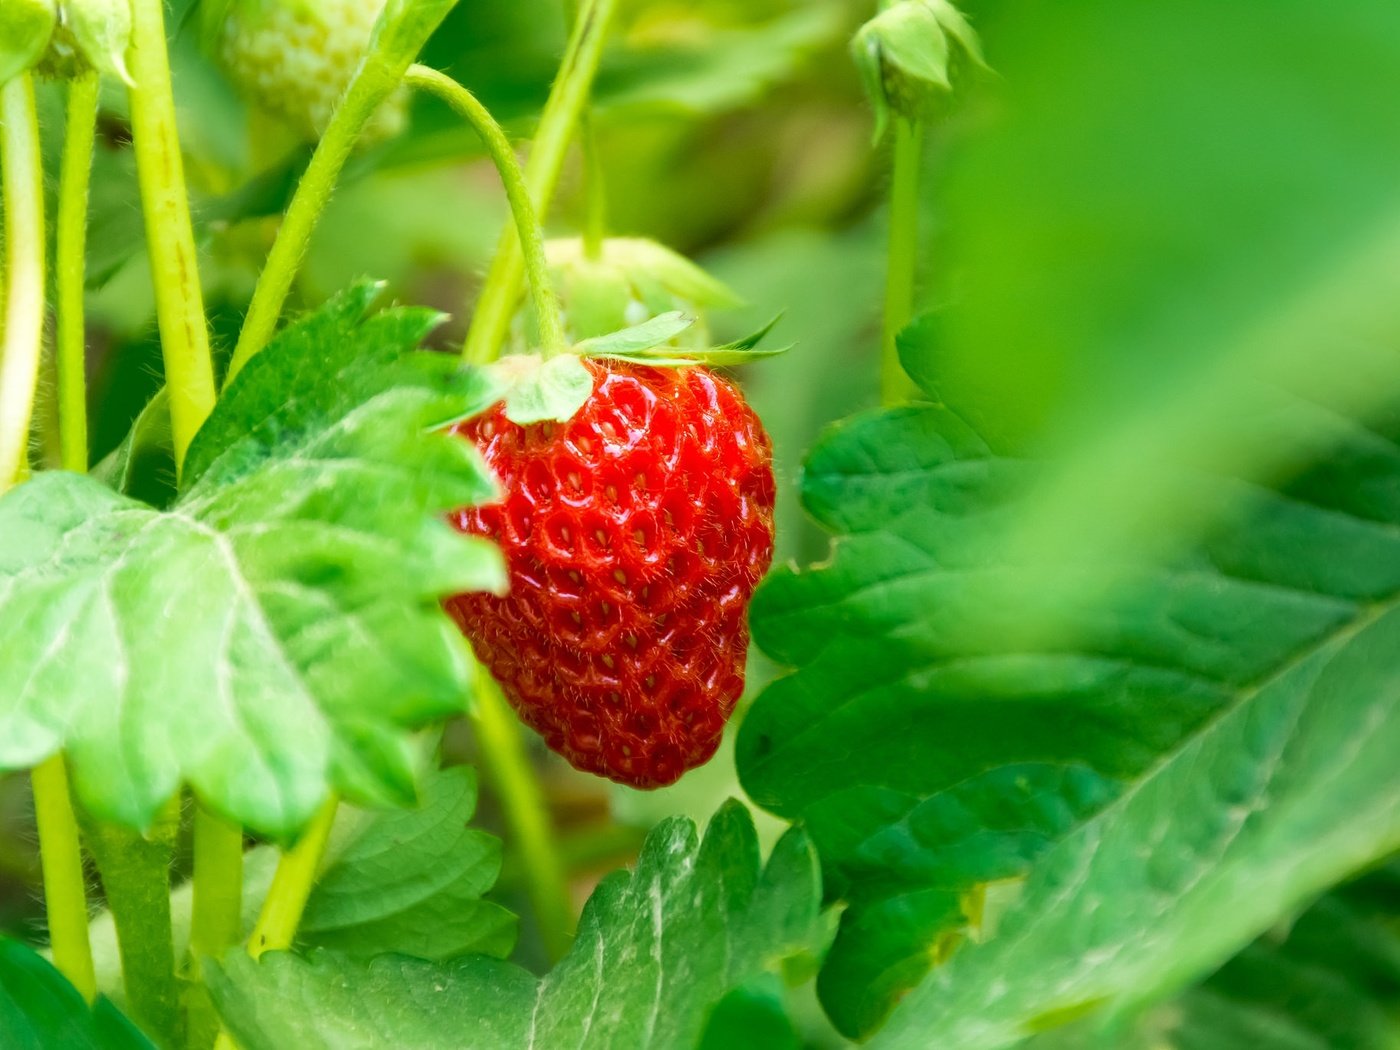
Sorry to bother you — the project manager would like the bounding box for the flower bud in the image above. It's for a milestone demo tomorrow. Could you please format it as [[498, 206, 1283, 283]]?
[[518, 237, 742, 350], [0, 0, 58, 86], [851, 0, 986, 139]]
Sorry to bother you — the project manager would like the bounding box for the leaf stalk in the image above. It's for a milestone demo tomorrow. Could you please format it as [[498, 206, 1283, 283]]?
[[881, 115, 924, 405]]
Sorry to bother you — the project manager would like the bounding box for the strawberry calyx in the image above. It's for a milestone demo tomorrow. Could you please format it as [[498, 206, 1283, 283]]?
[[485, 311, 788, 426]]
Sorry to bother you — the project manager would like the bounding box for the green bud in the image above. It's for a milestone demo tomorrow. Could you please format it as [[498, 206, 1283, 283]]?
[[851, 0, 987, 139], [62, 0, 135, 83], [0, 0, 58, 86], [523, 237, 742, 350]]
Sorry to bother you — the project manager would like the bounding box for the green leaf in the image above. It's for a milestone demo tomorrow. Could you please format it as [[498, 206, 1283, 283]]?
[[490, 353, 595, 425], [698, 975, 802, 1050], [0, 938, 154, 1049], [739, 388, 1400, 1041], [1028, 860, 1400, 1050], [207, 801, 823, 1049], [0, 285, 506, 836], [90, 388, 176, 508], [87, 765, 516, 1003], [300, 765, 516, 960]]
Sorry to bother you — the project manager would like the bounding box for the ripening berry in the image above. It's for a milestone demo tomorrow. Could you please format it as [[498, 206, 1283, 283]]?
[[447, 360, 776, 788]]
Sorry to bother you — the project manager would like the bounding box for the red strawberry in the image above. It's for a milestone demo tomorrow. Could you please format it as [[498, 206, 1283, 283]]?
[[446, 359, 776, 788]]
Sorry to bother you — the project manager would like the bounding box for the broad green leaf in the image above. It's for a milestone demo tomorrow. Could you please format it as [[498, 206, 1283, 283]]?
[[1028, 860, 1400, 1050], [697, 975, 802, 1050], [0, 285, 505, 836], [207, 801, 822, 1049], [740, 386, 1400, 1041], [87, 765, 516, 1003], [300, 765, 516, 960], [0, 938, 154, 1049]]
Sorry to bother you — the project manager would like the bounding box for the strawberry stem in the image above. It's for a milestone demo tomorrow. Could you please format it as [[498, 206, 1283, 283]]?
[[404, 64, 567, 357], [187, 806, 245, 1047], [31, 756, 97, 1003], [0, 74, 46, 494], [881, 115, 925, 405], [224, 0, 460, 384], [462, 0, 621, 364], [56, 75, 99, 475], [580, 114, 608, 262], [247, 795, 339, 960], [128, 0, 219, 473]]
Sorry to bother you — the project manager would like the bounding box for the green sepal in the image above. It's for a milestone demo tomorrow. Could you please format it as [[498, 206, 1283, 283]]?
[[851, 0, 987, 140], [580, 313, 790, 368], [488, 353, 595, 426], [0, 0, 57, 86]]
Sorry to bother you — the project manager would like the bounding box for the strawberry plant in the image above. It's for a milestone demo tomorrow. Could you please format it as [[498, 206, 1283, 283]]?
[[1, 0, 1397, 1048]]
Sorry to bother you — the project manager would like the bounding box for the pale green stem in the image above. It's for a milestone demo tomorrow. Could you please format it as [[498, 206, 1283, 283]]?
[[0, 75, 46, 494], [31, 755, 97, 1002], [247, 796, 338, 960], [128, 0, 218, 471], [225, 0, 459, 382], [56, 75, 99, 474], [473, 675, 573, 962], [85, 800, 182, 1046], [580, 114, 607, 261], [404, 64, 566, 356], [881, 116, 924, 406], [462, 0, 621, 364], [187, 807, 245, 1050]]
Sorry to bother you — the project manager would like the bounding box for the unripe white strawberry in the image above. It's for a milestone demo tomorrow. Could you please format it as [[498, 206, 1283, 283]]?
[[210, 0, 409, 143]]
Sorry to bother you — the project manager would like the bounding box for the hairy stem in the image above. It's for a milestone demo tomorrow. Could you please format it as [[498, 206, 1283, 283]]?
[[247, 797, 338, 959], [405, 65, 566, 356], [226, 0, 461, 382], [462, 0, 621, 364], [128, 0, 218, 471], [0, 75, 46, 494], [85, 801, 182, 1046], [31, 756, 96, 1001], [473, 676, 573, 962], [56, 75, 99, 474], [881, 116, 924, 405]]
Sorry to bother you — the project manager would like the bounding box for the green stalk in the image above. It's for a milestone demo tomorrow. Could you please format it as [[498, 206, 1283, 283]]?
[[473, 676, 573, 962], [186, 808, 244, 1049], [880, 115, 924, 406], [31, 756, 97, 1001], [404, 64, 566, 357], [463, 0, 620, 364], [128, 0, 218, 471], [56, 75, 99, 474], [226, 0, 461, 382], [580, 115, 608, 261], [247, 796, 338, 958], [27, 78, 104, 1005], [85, 801, 182, 1046], [0, 74, 46, 493]]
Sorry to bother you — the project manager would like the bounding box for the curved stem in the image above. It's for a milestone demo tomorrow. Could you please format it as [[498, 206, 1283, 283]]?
[[128, 0, 218, 472], [405, 65, 566, 356], [881, 116, 924, 406], [225, 0, 461, 383], [247, 796, 338, 959], [31, 755, 97, 1002], [473, 675, 573, 962], [0, 74, 46, 494], [56, 75, 99, 474], [462, 0, 621, 364]]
